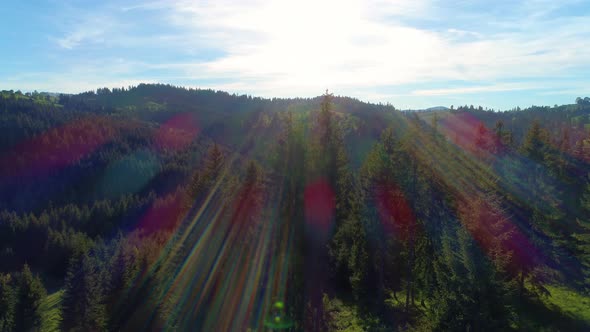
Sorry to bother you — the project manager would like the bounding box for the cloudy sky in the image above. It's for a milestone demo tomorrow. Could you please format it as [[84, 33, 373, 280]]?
[[2, 0, 590, 109]]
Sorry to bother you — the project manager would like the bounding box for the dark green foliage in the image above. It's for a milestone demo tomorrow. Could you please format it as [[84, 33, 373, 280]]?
[[329, 217, 370, 299], [1, 86, 590, 331], [15, 265, 47, 331], [186, 143, 225, 210], [426, 225, 515, 331], [273, 111, 308, 330], [0, 274, 16, 332], [521, 120, 546, 162], [61, 254, 108, 331]]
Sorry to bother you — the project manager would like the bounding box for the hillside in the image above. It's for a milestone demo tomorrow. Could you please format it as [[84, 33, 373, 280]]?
[[1, 84, 590, 331]]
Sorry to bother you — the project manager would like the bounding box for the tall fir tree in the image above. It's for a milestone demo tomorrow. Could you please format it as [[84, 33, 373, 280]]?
[[0, 274, 16, 332], [61, 254, 107, 331], [15, 264, 46, 332]]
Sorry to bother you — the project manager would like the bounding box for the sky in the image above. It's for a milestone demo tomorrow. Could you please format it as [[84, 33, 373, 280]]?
[[1, 0, 590, 110]]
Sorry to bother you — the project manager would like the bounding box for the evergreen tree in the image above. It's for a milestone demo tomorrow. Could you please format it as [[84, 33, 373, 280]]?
[[205, 143, 224, 181], [521, 120, 546, 162], [232, 160, 264, 235], [519, 121, 563, 238], [427, 223, 515, 331], [273, 111, 307, 329], [15, 264, 46, 332], [328, 190, 369, 299], [0, 274, 16, 332], [474, 122, 490, 158], [61, 255, 107, 331], [185, 143, 226, 215]]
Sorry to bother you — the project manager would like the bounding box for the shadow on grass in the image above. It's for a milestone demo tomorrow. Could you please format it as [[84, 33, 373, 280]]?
[[517, 295, 590, 332]]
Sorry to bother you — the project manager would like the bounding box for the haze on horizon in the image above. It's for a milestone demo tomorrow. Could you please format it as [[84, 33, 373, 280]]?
[[2, 0, 590, 110]]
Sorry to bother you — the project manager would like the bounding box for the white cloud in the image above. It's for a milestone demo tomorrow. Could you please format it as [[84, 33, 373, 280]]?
[[52, 10, 120, 50], [39, 0, 590, 107], [412, 83, 538, 96], [56, 28, 104, 49], [151, 0, 590, 98]]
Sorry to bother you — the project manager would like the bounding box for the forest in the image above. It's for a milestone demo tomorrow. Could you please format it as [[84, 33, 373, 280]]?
[[1, 84, 590, 331]]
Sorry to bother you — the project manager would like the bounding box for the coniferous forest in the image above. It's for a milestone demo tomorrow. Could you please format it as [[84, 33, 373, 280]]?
[[1, 84, 590, 331]]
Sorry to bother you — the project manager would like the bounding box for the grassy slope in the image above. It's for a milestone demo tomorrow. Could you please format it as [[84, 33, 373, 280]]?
[[325, 285, 590, 331], [324, 295, 390, 332], [517, 284, 590, 331], [541, 285, 590, 324], [39, 290, 63, 332]]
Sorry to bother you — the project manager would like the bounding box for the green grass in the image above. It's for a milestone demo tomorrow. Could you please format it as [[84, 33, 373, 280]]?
[[39, 290, 63, 332], [323, 296, 365, 332], [323, 295, 389, 331], [516, 284, 590, 331], [541, 285, 590, 323]]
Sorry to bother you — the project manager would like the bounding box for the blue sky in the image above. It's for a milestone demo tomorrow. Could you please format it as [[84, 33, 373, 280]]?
[[1, 0, 590, 110]]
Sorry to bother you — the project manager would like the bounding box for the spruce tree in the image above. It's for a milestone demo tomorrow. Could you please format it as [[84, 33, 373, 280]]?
[[0, 274, 16, 332], [273, 112, 307, 329], [62, 255, 107, 331], [15, 264, 46, 332]]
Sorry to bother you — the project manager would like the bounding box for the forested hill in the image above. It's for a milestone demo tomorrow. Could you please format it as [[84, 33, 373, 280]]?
[[1, 84, 590, 331]]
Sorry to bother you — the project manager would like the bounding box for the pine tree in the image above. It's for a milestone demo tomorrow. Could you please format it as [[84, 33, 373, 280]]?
[[428, 222, 515, 331], [318, 90, 334, 151], [317, 92, 371, 300], [273, 111, 307, 329], [328, 194, 369, 299], [205, 143, 224, 181], [521, 120, 545, 162], [14, 264, 46, 332], [61, 255, 107, 331], [233, 160, 264, 233], [494, 120, 504, 148], [0, 274, 16, 332], [360, 130, 403, 305], [332, 125, 355, 223], [185, 143, 226, 215], [519, 121, 563, 236], [474, 122, 490, 158]]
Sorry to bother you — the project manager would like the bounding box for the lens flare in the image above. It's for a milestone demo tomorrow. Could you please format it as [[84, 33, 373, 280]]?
[[304, 179, 336, 233]]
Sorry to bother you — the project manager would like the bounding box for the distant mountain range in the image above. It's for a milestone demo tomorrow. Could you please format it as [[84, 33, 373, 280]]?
[[403, 106, 450, 112]]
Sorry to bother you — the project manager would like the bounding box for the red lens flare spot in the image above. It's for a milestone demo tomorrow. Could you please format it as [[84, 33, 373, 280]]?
[[439, 112, 482, 151], [155, 113, 200, 151], [138, 191, 186, 235], [0, 116, 115, 178], [374, 182, 415, 238], [458, 195, 542, 275], [230, 182, 263, 230], [304, 179, 335, 232]]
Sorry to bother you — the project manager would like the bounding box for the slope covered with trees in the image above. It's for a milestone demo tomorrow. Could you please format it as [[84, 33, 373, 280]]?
[[1, 84, 590, 331]]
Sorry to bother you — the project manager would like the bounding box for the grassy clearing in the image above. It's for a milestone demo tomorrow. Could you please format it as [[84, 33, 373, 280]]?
[[323, 295, 389, 331], [323, 295, 366, 332], [516, 284, 590, 331], [541, 285, 590, 323], [39, 290, 63, 332]]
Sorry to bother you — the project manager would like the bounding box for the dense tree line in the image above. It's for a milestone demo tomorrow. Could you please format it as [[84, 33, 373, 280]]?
[[0, 86, 589, 330]]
